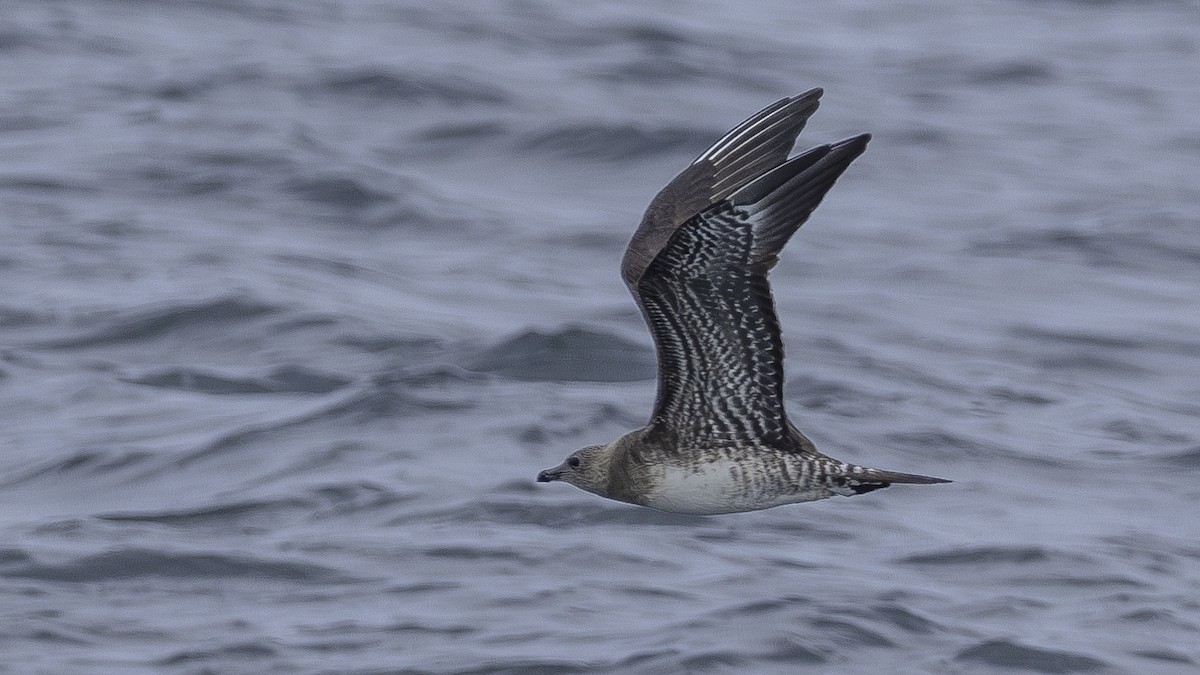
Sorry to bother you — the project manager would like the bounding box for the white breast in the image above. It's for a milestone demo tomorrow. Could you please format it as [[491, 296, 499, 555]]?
[[643, 458, 772, 511], [642, 459, 829, 515]]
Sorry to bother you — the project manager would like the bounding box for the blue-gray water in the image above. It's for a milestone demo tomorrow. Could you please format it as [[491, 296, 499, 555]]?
[[2, 1, 1199, 673]]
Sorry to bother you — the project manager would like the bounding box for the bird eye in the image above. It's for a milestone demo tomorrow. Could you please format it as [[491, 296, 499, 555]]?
[[567, 456, 580, 468]]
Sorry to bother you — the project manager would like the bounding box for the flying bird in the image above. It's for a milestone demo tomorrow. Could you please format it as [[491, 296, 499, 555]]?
[[537, 89, 950, 514]]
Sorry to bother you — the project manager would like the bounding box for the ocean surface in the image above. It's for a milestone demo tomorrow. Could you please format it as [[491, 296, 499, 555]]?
[[2, 1, 1199, 673]]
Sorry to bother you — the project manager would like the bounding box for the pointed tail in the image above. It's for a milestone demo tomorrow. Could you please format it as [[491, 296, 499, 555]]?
[[834, 466, 951, 496]]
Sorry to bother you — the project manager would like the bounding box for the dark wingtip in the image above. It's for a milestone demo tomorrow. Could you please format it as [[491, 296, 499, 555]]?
[[836, 132, 871, 153]]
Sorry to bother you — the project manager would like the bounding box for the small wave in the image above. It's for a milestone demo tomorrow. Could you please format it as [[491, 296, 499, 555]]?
[[0, 447, 152, 488], [968, 60, 1057, 86], [0, 305, 44, 328], [0, 548, 31, 566], [955, 639, 1108, 674], [188, 148, 292, 171], [807, 618, 895, 648], [985, 386, 1058, 405], [307, 67, 507, 106], [445, 659, 593, 675], [1004, 324, 1200, 376], [123, 365, 352, 395], [1012, 573, 1149, 589], [890, 126, 953, 147], [422, 545, 534, 563], [884, 428, 996, 458], [2, 548, 349, 583], [466, 325, 655, 382], [0, 28, 35, 52], [282, 174, 394, 209], [711, 598, 809, 622], [277, 165, 498, 232], [1099, 417, 1190, 445], [403, 496, 706, 529], [157, 641, 278, 667], [292, 617, 473, 655], [144, 65, 265, 102], [679, 651, 749, 670], [897, 545, 1064, 566], [519, 123, 712, 162], [591, 55, 713, 85], [705, 601, 943, 660], [382, 621, 477, 637], [609, 21, 691, 50], [171, 382, 468, 469], [401, 120, 510, 159], [37, 295, 282, 350], [312, 383, 475, 422], [414, 120, 508, 144], [856, 603, 940, 635], [99, 481, 413, 532], [1009, 325, 1140, 350], [886, 428, 1063, 467], [1130, 649, 1195, 665], [1012, 324, 1200, 361], [971, 223, 1200, 272], [788, 375, 902, 418], [0, 175, 97, 193], [334, 333, 442, 355], [1119, 609, 1194, 628], [608, 584, 693, 601], [581, 20, 778, 90], [758, 639, 826, 664], [132, 151, 279, 199], [1162, 446, 1200, 467], [98, 497, 307, 528], [512, 402, 644, 446], [374, 364, 484, 390]]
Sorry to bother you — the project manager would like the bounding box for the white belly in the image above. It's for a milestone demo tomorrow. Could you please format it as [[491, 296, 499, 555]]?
[[641, 459, 830, 515]]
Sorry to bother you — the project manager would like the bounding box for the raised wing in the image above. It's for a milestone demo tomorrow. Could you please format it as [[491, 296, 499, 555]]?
[[620, 90, 824, 291], [636, 134, 871, 448]]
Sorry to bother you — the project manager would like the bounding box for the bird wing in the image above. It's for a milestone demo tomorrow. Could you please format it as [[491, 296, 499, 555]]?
[[631, 119, 871, 448], [620, 90, 824, 290]]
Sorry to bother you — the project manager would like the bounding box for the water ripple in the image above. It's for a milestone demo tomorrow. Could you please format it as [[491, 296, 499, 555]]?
[[3, 548, 351, 583], [519, 123, 713, 162], [36, 295, 282, 350], [955, 639, 1108, 674], [466, 325, 654, 382], [306, 67, 508, 106], [123, 364, 352, 395]]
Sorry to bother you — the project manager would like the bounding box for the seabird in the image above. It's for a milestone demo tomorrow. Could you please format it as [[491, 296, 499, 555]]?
[[537, 89, 950, 514]]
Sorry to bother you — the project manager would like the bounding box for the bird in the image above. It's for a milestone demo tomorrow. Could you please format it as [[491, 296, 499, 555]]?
[[536, 89, 950, 515]]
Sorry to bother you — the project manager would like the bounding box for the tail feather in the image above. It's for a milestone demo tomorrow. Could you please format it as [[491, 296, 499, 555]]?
[[833, 466, 951, 496], [862, 468, 953, 485]]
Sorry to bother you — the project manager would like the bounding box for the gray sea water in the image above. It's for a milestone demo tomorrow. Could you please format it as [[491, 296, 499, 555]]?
[[2, 1, 1199, 673]]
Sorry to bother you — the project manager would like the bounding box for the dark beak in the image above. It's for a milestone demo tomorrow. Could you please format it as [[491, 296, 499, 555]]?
[[536, 469, 562, 482]]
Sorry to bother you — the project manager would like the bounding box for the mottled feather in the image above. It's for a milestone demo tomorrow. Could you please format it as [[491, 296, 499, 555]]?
[[639, 135, 870, 449], [537, 92, 951, 514]]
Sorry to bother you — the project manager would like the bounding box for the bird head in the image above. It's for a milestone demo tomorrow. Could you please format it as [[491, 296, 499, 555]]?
[[536, 443, 611, 496]]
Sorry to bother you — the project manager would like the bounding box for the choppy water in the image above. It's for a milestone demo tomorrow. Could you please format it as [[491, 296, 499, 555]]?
[[2, 1, 1199, 673]]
